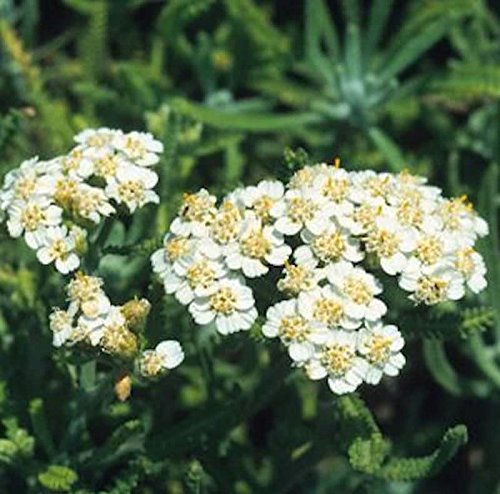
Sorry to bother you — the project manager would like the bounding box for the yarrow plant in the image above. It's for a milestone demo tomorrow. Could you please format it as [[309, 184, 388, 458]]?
[[152, 160, 489, 395], [0, 128, 162, 274], [0, 128, 185, 390]]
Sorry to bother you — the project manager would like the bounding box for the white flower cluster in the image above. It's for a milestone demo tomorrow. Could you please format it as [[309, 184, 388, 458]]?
[[0, 128, 162, 274], [153, 162, 489, 395], [49, 271, 184, 377]]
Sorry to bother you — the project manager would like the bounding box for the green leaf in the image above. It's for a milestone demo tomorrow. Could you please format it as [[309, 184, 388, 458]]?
[[170, 98, 324, 132], [38, 465, 78, 492], [379, 19, 449, 81], [29, 398, 56, 459], [364, 0, 394, 59], [375, 425, 468, 481], [368, 126, 407, 172], [423, 339, 491, 397]]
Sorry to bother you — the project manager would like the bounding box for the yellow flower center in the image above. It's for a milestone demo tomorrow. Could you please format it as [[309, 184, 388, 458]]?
[[21, 204, 45, 231], [312, 232, 346, 262], [180, 193, 216, 224], [415, 235, 442, 265], [209, 287, 237, 315], [365, 228, 399, 258], [455, 247, 475, 276], [118, 180, 145, 204], [366, 335, 392, 365], [165, 237, 191, 262], [313, 298, 344, 326], [320, 343, 354, 375], [253, 196, 275, 223], [240, 229, 271, 259], [322, 176, 349, 202], [343, 276, 372, 305], [141, 352, 164, 377], [288, 197, 317, 224], [353, 203, 381, 230], [15, 177, 36, 200], [95, 154, 118, 178], [54, 178, 78, 208], [67, 273, 102, 304], [415, 275, 448, 305], [186, 260, 216, 289], [277, 263, 316, 295], [211, 202, 241, 244], [366, 176, 392, 198], [279, 315, 310, 343]]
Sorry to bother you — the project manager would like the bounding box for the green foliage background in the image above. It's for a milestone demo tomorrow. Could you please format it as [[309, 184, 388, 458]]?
[[1, 0, 500, 492]]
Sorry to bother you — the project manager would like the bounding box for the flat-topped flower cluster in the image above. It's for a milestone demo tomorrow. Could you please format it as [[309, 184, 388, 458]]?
[[152, 162, 488, 394], [49, 271, 184, 377], [0, 128, 162, 274]]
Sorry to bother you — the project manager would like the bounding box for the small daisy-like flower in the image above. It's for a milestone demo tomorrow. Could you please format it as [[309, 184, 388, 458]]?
[[209, 200, 244, 246], [297, 285, 361, 330], [139, 340, 185, 377], [113, 131, 164, 167], [105, 165, 159, 212], [189, 277, 257, 334], [271, 187, 333, 236], [72, 184, 115, 223], [49, 308, 76, 347], [66, 272, 111, 320], [295, 222, 363, 267], [327, 261, 387, 321], [276, 261, 324, 296], [242, 180, 284, 224], [305, 331, 368, 394], [78, 305, 125, 347], [163, 255, 228, 305], [74, 127, 122, 150], [399, 259, 464, 305], [36, 225, 80, 274], [454, 247, 487, 294], [312, 168, 355, 225], [7, 198, 63, 248], [224, 218, 291, 277], [364, 215, 417, 275], [357, 323, 405, 385], [262, 299, 329, 363], [170, 189, 217, 237], [61, 147, 94, 179]]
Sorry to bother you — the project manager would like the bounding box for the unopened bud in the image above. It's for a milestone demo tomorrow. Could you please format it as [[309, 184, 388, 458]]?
[[114, 373, 132, 402], [121, 298, 151, 332]]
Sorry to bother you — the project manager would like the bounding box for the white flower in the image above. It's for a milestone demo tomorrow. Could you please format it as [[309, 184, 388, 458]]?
[[7, 198, 62, 248], [66, 273, 112, 320], [91, 148, 129, 183], [105, 165, 159, 212], [164, 255, 228, 305], [74, 127, 122, 149], [312, 167, 355, 225], [262, 299, 329, 363], [170, 189, 217, 237], [271, 187, 334, 236], [305, 331, 368, 395], [294, 222, 363, 267], [364, 214, 417, 275], [399, 259, 465, 305], [297, 285, 361, 330], [72, 184, 115, 223], [49, 308, 76, 347], [357, 323, 405, 385], [242, 180, 284, 223], [327, 261, 387, 321], [139, 340, 184, 377], [60, 147, 94, 179], [113, 131, 163, 166], [78, 306, 125, 346], [224, 218, 291, 277], [454, 247, 487, 294], [277, 262, 325, 296], [36, 225, 80, 274], [189, 277, 257, 334]]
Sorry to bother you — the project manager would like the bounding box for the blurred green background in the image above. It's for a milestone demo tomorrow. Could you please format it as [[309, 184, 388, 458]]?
[[1, 0, 500, 492]]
